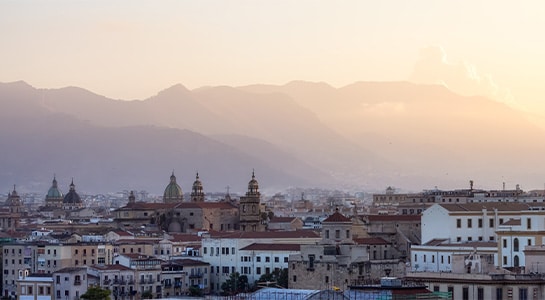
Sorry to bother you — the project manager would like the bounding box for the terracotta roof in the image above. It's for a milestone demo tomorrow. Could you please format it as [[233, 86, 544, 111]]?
[[113, 230, 134, 237], [115, 238, 160, 244], [240, 243, 301, 251], [171, 258, 210, 266], [424, 239, 449, 246], [269, 217, 299, 223], [54, 267, 87, 274], [209, 229, 320, 239], [323, 212, 351, 223], [90, 264, 133, 271], [353, 237, 389, 245], [168, 233, 202, 243], [502, 219, 521, 226], [366, 215, 421, 222]]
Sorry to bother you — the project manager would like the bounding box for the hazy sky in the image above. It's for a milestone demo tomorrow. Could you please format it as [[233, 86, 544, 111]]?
[[1, 1, 545, 112]]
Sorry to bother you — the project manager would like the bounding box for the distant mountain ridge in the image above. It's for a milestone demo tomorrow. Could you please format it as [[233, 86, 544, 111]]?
[[1, 80, 545, 194]]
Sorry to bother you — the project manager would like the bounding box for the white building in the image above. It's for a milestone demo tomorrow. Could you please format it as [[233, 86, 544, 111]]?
[[16, 272, 53, 300], [201, 230, 321, 293], [413, 202, 545, 272]]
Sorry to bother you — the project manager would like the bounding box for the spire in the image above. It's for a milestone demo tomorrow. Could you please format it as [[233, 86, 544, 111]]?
[[69, 178, 75, 191], [170, 171, 176, 183]]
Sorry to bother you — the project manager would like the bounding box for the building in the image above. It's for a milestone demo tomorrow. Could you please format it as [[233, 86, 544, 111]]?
[[239, 171, 264, 232], [16, 272, 53, 300], [190, 173, 205, 202], [62, 180, 84, 211], [201, 230, 321, 293], [43, 176, 63, 209], [88, 264, 137, 299], [52, 267, 88, 300], [163, 172, 183, 203]]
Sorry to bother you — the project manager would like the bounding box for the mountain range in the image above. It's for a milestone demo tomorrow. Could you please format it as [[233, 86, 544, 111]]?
[[1, 80, 544, 195]]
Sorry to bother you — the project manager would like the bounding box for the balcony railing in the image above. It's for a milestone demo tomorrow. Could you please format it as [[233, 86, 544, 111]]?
[[189, 273, 203, 278], [103, 279, 111, 285], [74, 280, 81, 286]]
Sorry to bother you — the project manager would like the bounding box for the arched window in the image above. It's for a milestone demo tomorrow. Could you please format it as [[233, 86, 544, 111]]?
[[514, 255, 520, 267], [514, 238, 519, 252]]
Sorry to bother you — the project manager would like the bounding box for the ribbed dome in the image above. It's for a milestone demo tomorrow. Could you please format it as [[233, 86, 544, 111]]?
[[46, 176, 63, 199], [164, 172, 183, 202], [63, 179, 82, 204]]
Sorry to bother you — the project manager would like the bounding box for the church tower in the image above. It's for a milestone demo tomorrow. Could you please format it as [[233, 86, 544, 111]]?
[[190, 173, 205, 202], [128, 190, 136, 205], [163, 172, 184, 203], [7, 185, 24, 214], [239, 171, 264, 232]]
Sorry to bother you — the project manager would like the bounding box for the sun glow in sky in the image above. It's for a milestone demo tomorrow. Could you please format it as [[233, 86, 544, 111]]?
[[1, 1, 545, 113]]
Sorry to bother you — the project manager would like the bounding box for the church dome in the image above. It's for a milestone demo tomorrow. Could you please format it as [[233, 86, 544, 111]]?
[[46, 176, 63, 199], [164, 172, 183, 202], [63, 179, 82, 204]]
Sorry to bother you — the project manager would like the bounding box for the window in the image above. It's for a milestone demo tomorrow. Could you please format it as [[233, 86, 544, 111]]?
[[478, 218, 483, 228], [434, 286, 439, 292], [528, 239, 532, 246], [441, 256, 444, 264], [432, 255, 435, 263], [514, 238, 519, 252], [256, 256, 261, 262], [448, 256, 450, 264], [499, 218, 504, 225], [423, 255, 426, 263], [503, 256, 507, 265], [467, 219, 472, 228], [448, 287, 454, 299], [468, 237, 472, 241], [293, 275, 297, 282], [503, 239, 507, 248], [462, 287, 469, 300], [325, 276, 329, 283], [256, 267, 261, 275], [284, 257, 288, 263], [457, 219, 461, 228], [495, 288, 503, 300], [414, 254, 417, 262], [232, 247, 235, 255], [514, 255, 520, 267], [274, 257, 279, 263], [346, 230, 350, 238], [527, 218, 532, 230], [457, 237, 462, 242], [265, 257, 270, 262], [335, 230, 340, 239], [519, 288, 528, 300], [489, 219, 494, 227], [477, 288, 484, 300], [325, 230, 329, 238]]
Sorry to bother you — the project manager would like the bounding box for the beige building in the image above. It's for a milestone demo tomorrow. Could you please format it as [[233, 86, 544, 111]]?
[[16, 272, 53, 300], [239, 171, 265, 232], [289, 210, 406, 290]]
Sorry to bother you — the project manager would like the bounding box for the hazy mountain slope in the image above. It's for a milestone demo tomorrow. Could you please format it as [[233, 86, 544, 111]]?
[[0, 82, 333, 193], [241, 81, 545, 189], [1, 81, 391, 190]]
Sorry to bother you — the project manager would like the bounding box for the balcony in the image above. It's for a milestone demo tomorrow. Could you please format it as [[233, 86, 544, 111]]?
[[147, 279, 155, 284], [113, 279, 126, 285], [103, 279, 111, 285], [189, 273, 203, 279], [128, 280, 135, 285], [74, 280, 81, 286]]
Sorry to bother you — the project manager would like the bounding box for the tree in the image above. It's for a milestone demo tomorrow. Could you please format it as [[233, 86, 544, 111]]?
[[256, 268, 288, 289], [81, 286, 111, 300], [141, 290, 153, 299], [221, 272, 249, 295], [188, 285, 203, 297]]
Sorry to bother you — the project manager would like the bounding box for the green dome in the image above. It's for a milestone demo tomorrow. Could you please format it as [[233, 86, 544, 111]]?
[[164, 172, 183, 201], [46, 177, 63, 199]]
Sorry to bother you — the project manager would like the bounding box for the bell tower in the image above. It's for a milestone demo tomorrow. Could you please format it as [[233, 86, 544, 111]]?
[[239, 170, 264, 232]]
